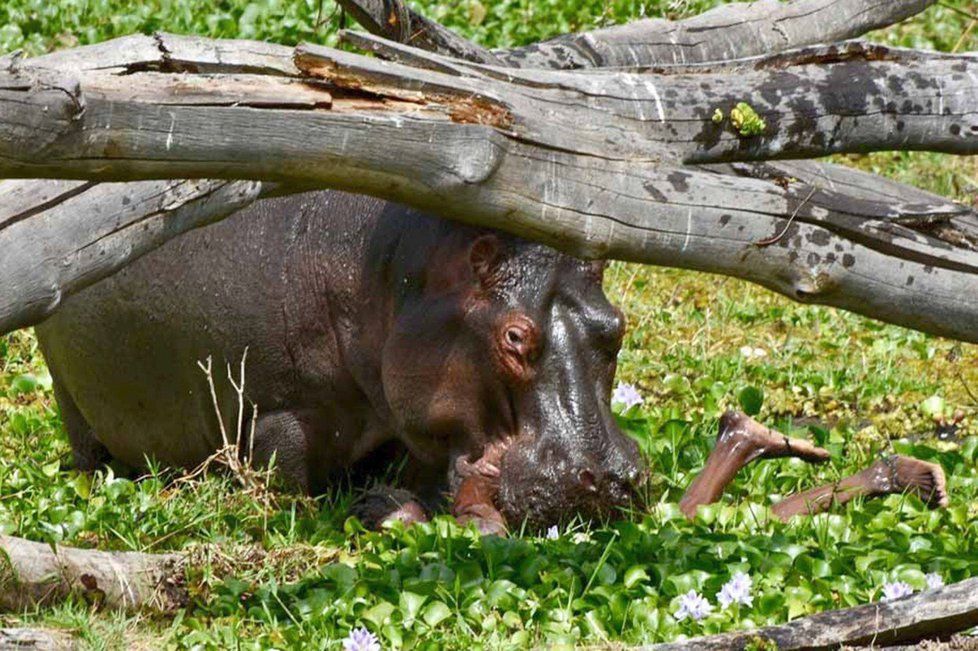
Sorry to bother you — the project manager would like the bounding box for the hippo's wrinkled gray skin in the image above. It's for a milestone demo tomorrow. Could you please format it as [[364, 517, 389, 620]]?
[[37, 191, 643, 530]]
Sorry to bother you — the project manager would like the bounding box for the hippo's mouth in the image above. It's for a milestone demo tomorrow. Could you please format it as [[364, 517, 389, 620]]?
[[450, 436, 519, 535]]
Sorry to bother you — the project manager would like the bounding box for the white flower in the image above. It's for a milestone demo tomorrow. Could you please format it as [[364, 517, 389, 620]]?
[[739, 345, 768, 360], [545, 525, 560, 540], [716, 571, 753, 608], [342, 627, 381, 651], [675, 589, 713, 622], [612, 382, 643, 412], [925, 573, 945, 590], [571, 531, 592, 544], [881, 581, 914, 601]]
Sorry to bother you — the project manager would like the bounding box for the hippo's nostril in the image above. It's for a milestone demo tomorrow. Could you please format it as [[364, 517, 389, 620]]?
[[579, 469, 598, 493]]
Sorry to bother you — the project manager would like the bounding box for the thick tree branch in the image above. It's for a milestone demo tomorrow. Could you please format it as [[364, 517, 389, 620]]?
[[496, 0, 938, 68], [645, 577, 978, 650], [0, 179, 261, 334], [334, 0, 978, 347], [325, 36, 978, 165], [334, 0, 503, 64], [336, 0, 938, 69], [0, 36, 976, 341]]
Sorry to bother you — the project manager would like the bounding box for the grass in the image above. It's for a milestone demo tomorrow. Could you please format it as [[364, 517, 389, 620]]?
[[1, 0, 978, 648]]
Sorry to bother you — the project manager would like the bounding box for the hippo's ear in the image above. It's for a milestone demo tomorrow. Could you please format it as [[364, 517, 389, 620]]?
[[469, 235, 502, 287]]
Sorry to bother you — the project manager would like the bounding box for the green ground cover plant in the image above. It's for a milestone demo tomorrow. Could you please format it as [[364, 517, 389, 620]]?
[[1, 1, 977, 648]]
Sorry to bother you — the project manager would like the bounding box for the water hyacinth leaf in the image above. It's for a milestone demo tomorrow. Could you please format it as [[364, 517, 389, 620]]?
[[70, 472, 91, 499], [41, 460, 60, 478], [962, 436, 978, 464], [785, 585, 814, 618], [583, 610, 609, 638], [796, 556, 833, 578], [662, 373, 692, 395], [894, 567, 927, 589], [422, 601, 452, 628], [738, 386, 764, 416], [399, 591, 427, 626], [593, 562, 617, 586], [501, 611, 522, 630], [920, 395, 946, 419], [692, 503, 722, 526], [486, 580, 519, 609], [781, 544, 810, 561], [908, 536, 934, 553], [9, 373, 40, 395], [454, 561, 484, 587], [666, 570, 713, 596], [651, 502, 686, 523]]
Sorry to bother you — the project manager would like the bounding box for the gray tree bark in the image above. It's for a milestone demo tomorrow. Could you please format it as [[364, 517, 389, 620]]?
[[0, 535, 186, 613], [1, 32, 976, 342], [0, 179, 261, 334], [0, 629, 73, 651], [495, 0, 940, 69], [644, 576, 978, 650], [336, 0, 939, 68]]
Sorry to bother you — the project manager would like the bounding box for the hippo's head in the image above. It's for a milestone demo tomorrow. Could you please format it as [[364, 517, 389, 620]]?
[[380, 227, 644, 529]]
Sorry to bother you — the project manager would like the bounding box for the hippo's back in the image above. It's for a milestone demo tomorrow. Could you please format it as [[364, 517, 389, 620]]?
[[37, 190, 392, 469]]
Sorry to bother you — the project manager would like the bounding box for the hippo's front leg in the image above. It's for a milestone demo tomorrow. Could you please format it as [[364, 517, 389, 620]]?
[[248, 410, 319, 494]]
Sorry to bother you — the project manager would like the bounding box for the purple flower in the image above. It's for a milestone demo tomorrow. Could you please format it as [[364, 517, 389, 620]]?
[[717, 571, 753, 608], [925, 573, 945, 590], [342, 627, 381, 651], [545, 525, 560, 540], [612, 382, 643, 412], [881, 581, 914, 601], [675, 589, 713, 622]]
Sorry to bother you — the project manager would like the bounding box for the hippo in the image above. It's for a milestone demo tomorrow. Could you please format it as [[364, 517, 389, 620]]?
[[36, 190, 644, 532], [36, 190, 951, 532]]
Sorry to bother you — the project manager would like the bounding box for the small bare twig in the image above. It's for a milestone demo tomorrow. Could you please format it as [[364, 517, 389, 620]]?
[[226, 346, 250, 450], [196, 356, 229, 448], [938, 1, 978, 22], [952, 19, 977, 53], [753, 186, 818, 247], [954, 367, 978, 406], [184, 351, 267, 494]]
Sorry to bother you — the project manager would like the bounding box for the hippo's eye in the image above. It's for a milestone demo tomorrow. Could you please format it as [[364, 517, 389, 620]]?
[[498, 318, 538, 379]]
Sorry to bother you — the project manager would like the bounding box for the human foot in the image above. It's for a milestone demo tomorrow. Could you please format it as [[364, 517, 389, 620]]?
[[860, 455, 949, 509], [717, 411, 830, 464]]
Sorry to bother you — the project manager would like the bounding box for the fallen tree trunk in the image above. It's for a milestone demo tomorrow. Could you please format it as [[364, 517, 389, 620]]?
[[0, 34, 977, 342], [338, 0, 938, 69], [0, 628, 73, 650], [645, 576, 978, 650], [495, 0, 941, 69], [0, 179, 260, 334], [0, 535, 186, 613]]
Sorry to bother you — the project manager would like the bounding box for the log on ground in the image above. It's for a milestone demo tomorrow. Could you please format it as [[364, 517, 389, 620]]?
[[0, 535, 186, 613], [0, 628, 73, 651], [645, 577, 978, 650]]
